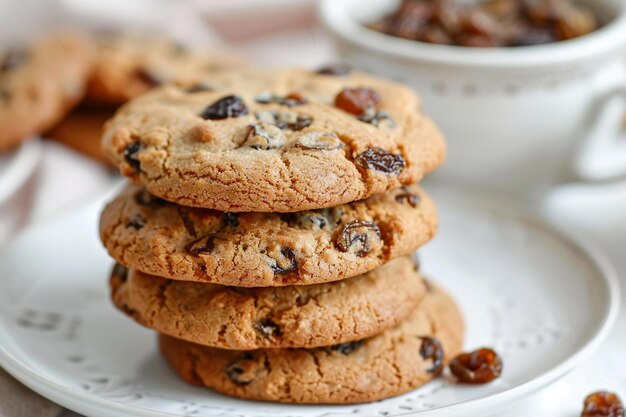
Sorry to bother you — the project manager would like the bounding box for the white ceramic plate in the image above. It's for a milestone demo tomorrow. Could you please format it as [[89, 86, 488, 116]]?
[[0, 139, 42, 206], [0, 186, 618, 417]]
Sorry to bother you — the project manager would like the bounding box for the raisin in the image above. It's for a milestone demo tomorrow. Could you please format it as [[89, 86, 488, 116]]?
[[456, 33, 498, 47], [223, 212, 239, 228], [335, 220, 381, 257], [255, 319, 281, 338], [449, 348, 503, 383], [284, 212, 329, 230], [255, 110, 312, 131], [316, 63, 352, 76], [303, 215, 328, 229], [555, 7, 596, 40], [269, 247, 297, 274], [0, 49, 29, 72], [124, 141, 142, 172], [294, 131, 344, 151], [135, 190, 166, 207], [283, 92, 307, 105], [283, 208, 342, 230], [355, 148, 405, 175], [368, 0, 597, 46], [420, 25, 454, 44], [185, 234, 225, 255], [582, 391, 624, 417], [224, 353, 269, 386], [255, 92, 307, 107], [419, 336, 444, 375], [242, 122, 286, 150], [126, 214, 145, 230], [523, 1, 560, 26], [134, 68, 162, 87], [111, 263, 129, 282], [390, 0, 433, 39], [395, 189, 421, 207], [462, 9, 499, 37], [357, 108, 397, 129], [331, 340, 364, 355], [335, 87, 381, 115], [295, 293, 310, 306], [277, 115, 311, 131], [199, 95, 249, 120]]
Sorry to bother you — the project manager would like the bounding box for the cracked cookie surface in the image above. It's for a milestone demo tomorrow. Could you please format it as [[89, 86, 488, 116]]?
[[86, 33, 246, 105], [159, 282, 464, 404], [0, 33, 93, 151], [100, 184, 437, 286], [110, 256, 426, 349], [102, 67, 445, 212]]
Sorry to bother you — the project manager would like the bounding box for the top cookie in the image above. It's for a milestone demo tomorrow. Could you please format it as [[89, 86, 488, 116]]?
[[102, 67, 445, 212], [0, 33, 93, 152], [86, 33, 246, 105]]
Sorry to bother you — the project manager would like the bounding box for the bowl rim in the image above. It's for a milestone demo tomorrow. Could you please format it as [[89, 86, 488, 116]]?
[[319, 0, 626, 69]]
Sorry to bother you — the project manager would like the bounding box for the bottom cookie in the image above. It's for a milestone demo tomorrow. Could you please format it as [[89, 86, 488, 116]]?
[[159, 282, 464, 404]]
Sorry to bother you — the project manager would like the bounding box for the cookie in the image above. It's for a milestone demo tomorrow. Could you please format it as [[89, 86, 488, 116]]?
[[110, 256, 426, 350], [47, 105, 114, 165], [87, 33, 246, 105], [0, 33, 93, 152], [102, 67, 445, 212], [159, 282, 464, 404], [99, 184, 437, 286]]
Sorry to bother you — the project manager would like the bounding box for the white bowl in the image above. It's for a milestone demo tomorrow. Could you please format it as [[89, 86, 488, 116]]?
[[319, 0, 626, 197]]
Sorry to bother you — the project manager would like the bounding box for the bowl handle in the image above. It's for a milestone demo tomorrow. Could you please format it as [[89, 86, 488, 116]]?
[[571, 86, 626, 183]]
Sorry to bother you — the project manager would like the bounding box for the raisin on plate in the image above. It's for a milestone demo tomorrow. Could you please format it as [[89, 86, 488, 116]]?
[[449, 347, 503, 384]]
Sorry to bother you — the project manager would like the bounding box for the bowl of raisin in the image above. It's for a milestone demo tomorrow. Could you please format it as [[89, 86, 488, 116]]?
[[319, 0, 626, 197]]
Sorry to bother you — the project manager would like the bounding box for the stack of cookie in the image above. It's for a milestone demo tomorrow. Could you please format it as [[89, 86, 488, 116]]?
[[99, 66, 464, 403]]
